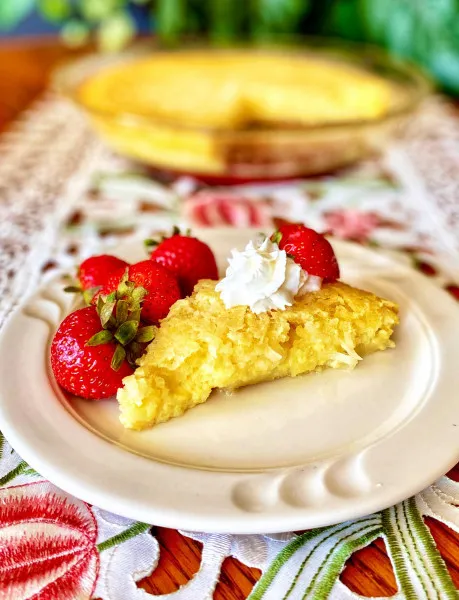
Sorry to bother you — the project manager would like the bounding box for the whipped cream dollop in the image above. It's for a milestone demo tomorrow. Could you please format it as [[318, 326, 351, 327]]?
[[216, 237, 322, 314]]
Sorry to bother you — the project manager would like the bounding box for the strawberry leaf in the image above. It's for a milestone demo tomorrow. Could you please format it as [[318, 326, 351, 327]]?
[[111, 344, 126, 371], [271, 231, 282, 245], [86, 330, 114, 346], [114, 320, 139, 345], [83, 286, 100, 306], [129, 341, 143, 358], [115, 299, 129, 325], [126, 349, 137, 369], [96, 294, 104, 316], [130, 309, 141, 322], [116, 269, 131, 297], [144, 238, 158, 248], [126, 342, 144, 368], [132, 286, 147, 303], [100, 297, 116, 327], [135, 325, 156, 343], [63, 285, 82, 293]]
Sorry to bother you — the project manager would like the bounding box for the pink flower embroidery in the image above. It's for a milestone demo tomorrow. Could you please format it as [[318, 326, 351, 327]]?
[[324, 209, 379, 242], [183, 191, 273, 228], [0, 482, 99, 600]]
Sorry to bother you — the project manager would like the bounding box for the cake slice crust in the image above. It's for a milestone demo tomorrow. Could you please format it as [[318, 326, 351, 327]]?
[[117, 281, 398, 430]]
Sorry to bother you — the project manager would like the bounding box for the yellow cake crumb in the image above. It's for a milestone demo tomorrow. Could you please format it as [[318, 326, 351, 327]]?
[[117, 281, 399, 430]]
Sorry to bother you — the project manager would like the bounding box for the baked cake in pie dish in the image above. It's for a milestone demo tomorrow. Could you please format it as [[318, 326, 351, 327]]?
[[117, 230, 399, 430], [71, 45, 428, 179], [79, 50, 392, 129]]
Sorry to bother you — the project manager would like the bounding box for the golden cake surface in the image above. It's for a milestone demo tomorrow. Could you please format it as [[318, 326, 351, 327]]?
[[117, 280, 398, 430], [79, 50, 392, 129]]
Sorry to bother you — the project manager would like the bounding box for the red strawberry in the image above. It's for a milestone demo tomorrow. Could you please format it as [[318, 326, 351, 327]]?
[[102, 261, 180, 324], [51, 306, 133, 399], [272, 224, 340, 282], [51, 280, 156, 399], [78, 255, 129, 291], [414, 259, 437, 277], [446, 284, 459, 301], [148, 229, 218, 296]]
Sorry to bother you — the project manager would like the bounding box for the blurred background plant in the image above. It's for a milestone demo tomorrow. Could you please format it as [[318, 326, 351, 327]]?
[[1, 0, 458, 93]]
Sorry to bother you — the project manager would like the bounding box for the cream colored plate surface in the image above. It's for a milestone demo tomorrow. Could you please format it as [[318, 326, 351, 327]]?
[[0, 229, 457, 533]]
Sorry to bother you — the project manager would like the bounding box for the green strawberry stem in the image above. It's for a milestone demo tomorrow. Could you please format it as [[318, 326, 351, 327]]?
[[144, 225, 192, 250], [64, 282, 100, 306], [88, 270, 154, 370], [87, 330, 114, 346], [111, 344, 126, 371], [114, 320, 139, 345], [136, 326, 156, 343]]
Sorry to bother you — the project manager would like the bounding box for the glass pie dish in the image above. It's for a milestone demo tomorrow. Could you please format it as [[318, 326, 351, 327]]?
[[58, 39, 430, 183]]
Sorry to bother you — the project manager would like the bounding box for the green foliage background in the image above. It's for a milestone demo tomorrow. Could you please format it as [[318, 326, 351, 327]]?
[[1, 0, 459, 93]]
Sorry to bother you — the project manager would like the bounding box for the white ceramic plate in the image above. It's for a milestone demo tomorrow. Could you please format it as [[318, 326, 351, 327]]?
[[0, 229, 458, 534]]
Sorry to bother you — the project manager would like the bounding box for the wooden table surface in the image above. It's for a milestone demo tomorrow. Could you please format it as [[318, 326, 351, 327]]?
[[1, 37, 458, 599]]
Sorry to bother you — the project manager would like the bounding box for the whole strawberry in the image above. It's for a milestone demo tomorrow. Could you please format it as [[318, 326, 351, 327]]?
[[272, 224, 340, 282], [51, 279, 156, 399], [148, 228, 218, 296], [78, 255, 129, 291], [51, 307, 133, 399], [102, 261, 181, 324]]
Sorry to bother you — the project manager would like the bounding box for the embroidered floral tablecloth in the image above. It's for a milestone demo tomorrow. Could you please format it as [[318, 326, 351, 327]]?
[[1, 94, 459, 600]]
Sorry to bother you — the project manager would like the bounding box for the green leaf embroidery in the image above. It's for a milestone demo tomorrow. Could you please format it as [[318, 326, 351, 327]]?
[[22, 466, 40, 478], [249, 517, 381, 600], [304, 523, 382, 598], [249, 528, 330, 599], [382, 499, 457, 599], [0, 460, 29, 486], [97, 521, 151, 552]]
